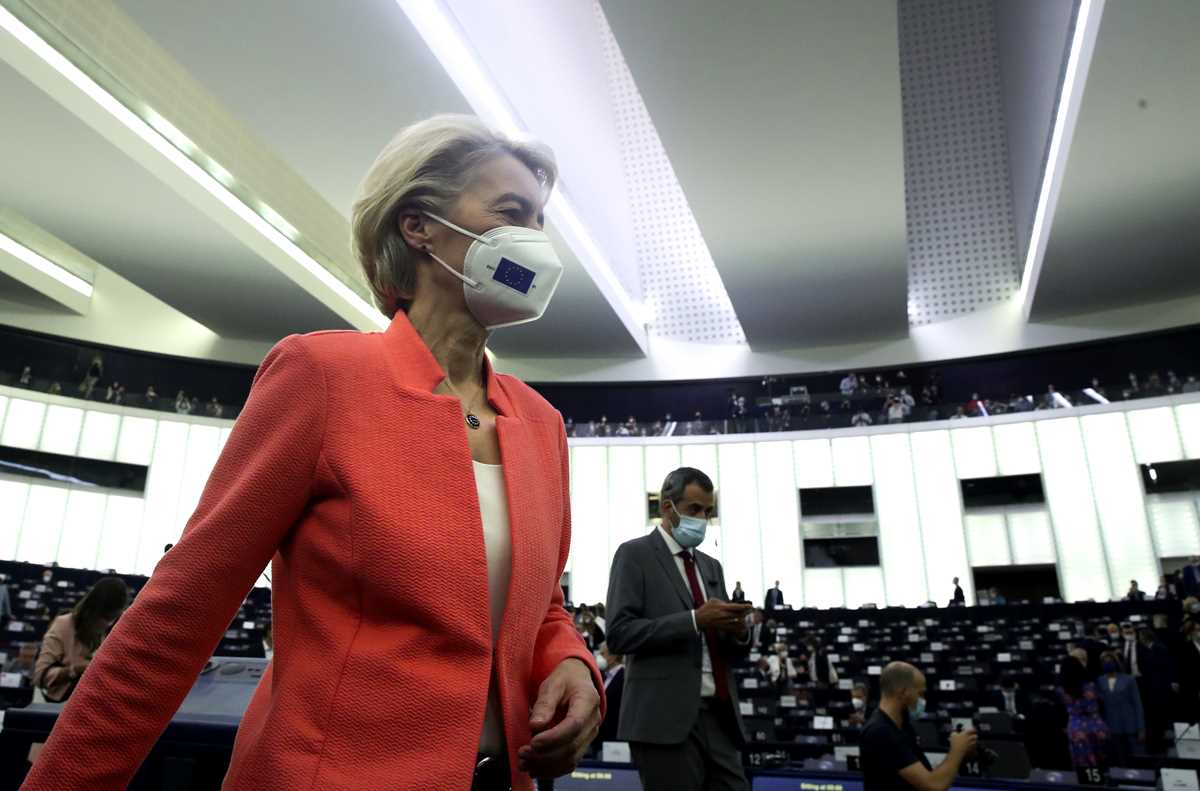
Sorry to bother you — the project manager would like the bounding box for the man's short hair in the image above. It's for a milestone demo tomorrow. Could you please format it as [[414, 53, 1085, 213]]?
[[879, 662, 919, 697], [661, 467, 714, 504]]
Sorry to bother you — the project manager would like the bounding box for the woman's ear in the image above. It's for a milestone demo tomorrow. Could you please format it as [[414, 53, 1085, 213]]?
[[398, 210, 433, 252]]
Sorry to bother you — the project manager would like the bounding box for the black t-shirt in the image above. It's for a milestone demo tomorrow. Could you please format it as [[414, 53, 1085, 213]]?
[[861, 709, 932, 791]]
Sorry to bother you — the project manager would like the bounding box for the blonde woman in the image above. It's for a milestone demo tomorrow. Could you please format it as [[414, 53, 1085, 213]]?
[[24, 115, 602, 791]]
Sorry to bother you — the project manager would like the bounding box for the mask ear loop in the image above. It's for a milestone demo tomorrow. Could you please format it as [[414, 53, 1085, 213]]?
[[423, 245, 480, 289]]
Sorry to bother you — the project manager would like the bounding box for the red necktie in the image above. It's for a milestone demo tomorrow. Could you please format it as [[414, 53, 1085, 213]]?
[[679, 551, 730, 700]]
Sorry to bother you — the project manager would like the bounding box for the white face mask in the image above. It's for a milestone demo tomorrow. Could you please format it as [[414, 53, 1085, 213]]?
[[423, 212, 564, 330], [595, 654, 608, 673]]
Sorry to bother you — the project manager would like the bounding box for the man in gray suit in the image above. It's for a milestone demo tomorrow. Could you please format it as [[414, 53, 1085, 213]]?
[[606, 467, 754, 791]]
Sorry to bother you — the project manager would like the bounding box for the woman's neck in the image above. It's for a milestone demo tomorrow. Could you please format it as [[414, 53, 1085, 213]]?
[[406, 299, 488, 389]]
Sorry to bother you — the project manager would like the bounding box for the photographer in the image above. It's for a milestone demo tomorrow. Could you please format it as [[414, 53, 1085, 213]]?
[[862, 662, 977, 791]]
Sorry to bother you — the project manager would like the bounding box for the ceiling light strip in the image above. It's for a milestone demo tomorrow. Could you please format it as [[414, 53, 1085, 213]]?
[[0, 230, 93, 297], [1017, 0, 1105, 318], [0, 3, 386, 329]]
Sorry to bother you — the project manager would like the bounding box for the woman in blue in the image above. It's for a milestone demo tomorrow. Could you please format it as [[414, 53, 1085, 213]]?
[[1057, 654, 1109, 767]]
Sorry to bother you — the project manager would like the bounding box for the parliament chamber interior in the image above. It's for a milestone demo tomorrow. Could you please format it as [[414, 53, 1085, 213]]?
[[0, 0, 1199, 790]]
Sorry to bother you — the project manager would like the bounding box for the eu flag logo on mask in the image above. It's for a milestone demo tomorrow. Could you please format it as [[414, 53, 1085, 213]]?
[[493, 257, 536, 294]]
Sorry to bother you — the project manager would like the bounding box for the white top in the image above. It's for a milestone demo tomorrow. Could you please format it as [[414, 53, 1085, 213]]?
[[656, 525, 715, 697], [475, 461, 512, 756]]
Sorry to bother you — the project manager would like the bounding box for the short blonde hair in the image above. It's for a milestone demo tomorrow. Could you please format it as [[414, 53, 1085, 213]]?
[[351, 114, 557, 316]]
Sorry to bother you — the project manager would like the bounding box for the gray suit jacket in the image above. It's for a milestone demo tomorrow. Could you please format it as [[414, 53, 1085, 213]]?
[[605, 529, 749, 745]]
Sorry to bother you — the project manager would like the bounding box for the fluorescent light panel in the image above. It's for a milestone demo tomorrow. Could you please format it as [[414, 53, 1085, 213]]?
[[0, 230, 92, 297], [0, 5, 383, 329]]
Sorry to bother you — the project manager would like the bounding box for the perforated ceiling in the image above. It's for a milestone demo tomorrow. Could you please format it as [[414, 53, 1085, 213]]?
[[593, 1, 746, 345], [899, 0, 1021, 326]]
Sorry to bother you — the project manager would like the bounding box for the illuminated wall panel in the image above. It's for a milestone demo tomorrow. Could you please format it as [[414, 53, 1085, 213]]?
[[831, 436, 873, 486], [175, 424, 223, 538], [135, 420, 188, 576], [992, 423, 1041, 475], [38, 405, 83, 456], [1145, 495, 1200, 559], [0, 479, 31, 558], [643, 444, 681, 495], [606, 445, 647, 568], [569, 446, 609, 605], [1006, 508, 1057, 565], [1036, 417, 1111, 601], [16, 485, 67, 564], [717, 443, 762, 598], [871, 433, 928, 605], [804, 567, 845, 610], [58, 489, 106, 568], [755, 441, 802, 608], [1177, 403, 1200, 459], [951, 426, 997, 480], [95, 494, 144, 573], [793, 439, 834, 489], [911, 430, 971, 602], [1127, 408, 1184, 464], [1081, 413, 1158, 592], [965, 513, 1011, 567], [77, 410, 120, 460], [115, 416, 157, 465], [1, 399, 46, 449], [843, 566, 887, 610]]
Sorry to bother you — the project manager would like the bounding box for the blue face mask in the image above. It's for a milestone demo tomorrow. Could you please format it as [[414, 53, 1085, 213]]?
[[909, 696, 926, 720], [668, 501, 707, 548], [1102, 661, 1119, 674]]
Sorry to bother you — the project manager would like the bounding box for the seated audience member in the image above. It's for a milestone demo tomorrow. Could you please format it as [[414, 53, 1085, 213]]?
[[593, 602, 606, 631], [1058, 654, 1109, 769], [849, 682, 872, 726], [990, 587, 1007, 605], [803, 635, 839, 687], [1155, 575, 1176, 600], [1124, 580, 1146, 601], [33, 577, 129, 702], [751, 657, 773, 687], [767, 643, 800, 687], [991, 675, 1031, 718], [1097, 651, 1143, 767], [731, 581, 746, 603], [3, 643, 38, 676], [593, 642, 625, 748]]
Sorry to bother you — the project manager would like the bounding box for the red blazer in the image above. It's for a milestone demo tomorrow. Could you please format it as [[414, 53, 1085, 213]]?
[[23, 313, 602, 791]]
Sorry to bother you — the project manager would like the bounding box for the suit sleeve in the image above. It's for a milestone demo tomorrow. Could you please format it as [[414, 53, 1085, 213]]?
[[528, 423, 606, 714], [22, 335, 325, 791], [606, 544, 695, 655]]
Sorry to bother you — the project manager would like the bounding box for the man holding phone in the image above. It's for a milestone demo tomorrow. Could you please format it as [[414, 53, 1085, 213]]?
[[862, 662, 977, 791], [606, 467, 754, 791]]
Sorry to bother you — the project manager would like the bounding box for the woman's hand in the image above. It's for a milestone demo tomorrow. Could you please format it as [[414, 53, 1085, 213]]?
[[519, 658, 601, 778]]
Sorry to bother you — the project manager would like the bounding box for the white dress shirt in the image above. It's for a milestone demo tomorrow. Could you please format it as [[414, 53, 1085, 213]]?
[[657, 525, 716, 697], [475, 461, 513, 756]]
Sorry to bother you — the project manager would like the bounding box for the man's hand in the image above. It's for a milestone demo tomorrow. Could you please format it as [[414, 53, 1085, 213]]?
[[696, 600, 752, 633], [519, 658, 602, 778], [949, 729, 978, 758]]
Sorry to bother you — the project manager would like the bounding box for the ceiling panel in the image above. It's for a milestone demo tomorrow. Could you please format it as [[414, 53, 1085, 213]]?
[[1031, 0, 1200, 318], [601, 0, 909, 349]]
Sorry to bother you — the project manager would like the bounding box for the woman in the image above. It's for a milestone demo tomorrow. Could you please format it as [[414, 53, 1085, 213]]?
[[1096, 651, 1144, 766], [23, 116, 603, 791], [1057, 653, 1109, 769], [32, 578, 128, 703]]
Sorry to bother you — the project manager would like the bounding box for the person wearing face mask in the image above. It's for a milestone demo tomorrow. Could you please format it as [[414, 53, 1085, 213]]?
[[804, 635, 840, 687], [1118, 621, 1145, 679], [767, 642, 799, 688], [861, 662, 976, 791], [849, 683, 872, 727], [1096, 651, 1143, 767], [1177, 619, 1200, 721], [592, 643, 625, 749], [22, 116, 602, 791], [32, 577, 128, 702], [606, 467, 754, 791]]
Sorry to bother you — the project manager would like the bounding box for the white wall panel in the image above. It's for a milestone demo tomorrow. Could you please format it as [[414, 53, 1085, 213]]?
[[0, 396, 7, 432], [95, 495, 144, 573], [58, 489, 107, 568], [175, 424, 224, 540], [77, 410, 120, 460], [911, 430, 972, 602], [843, 567, 887, 609], [38, 405, 83, 456], [1081, 413, 1159, 592], [1127, 408, 1184, 464], [569, 446, 609, 605], [871, 433, 928, 606], [1007, 508, 1057, 565], [1177, 403, 1200, 459], [717, 443, 762, 598], [804, 567, 845, 609], [136, 420, 188, 576], [793, 439, 834, 489], [1146, 494, 1200, 559], [16, 485, 67, 564], [218, 426, 233, 453], [755, 441, 802, 608], [1, 399, 46, 449], [0, 479, 31, 558], [1036, 417, 1111, 601], [680, 444, 719, 486], [992, 423, 1041, 475], [643, 445, 681, 494], [607, 446, 647, 570], [965, 513, 1011, 567], [832, 436, 873, 486], [951, 426, 998, 480], [115, 416, 157, 465]]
